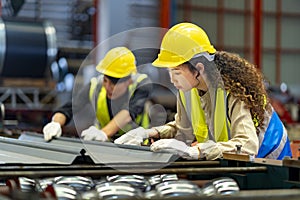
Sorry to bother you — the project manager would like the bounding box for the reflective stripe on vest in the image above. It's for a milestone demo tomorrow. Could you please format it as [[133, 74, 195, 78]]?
[[179, 88, 229, 143], [89, 74, 149, 134], [257, 111, 292, 159], [127, 74, 150, 130]]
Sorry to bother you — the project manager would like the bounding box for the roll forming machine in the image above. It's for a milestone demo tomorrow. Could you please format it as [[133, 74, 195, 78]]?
[[0, 132, 299, 199]]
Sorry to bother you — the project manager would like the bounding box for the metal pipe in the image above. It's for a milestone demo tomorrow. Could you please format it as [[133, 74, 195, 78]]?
[[0, 161, 221, 172], [217, 0, 224, 50], [253, 0, 262, 69], [0, 102, 4, 128], [0, 166, 268, 178], [244, 0, 251, 59], [183, 0, 192, 21], [160, 0, 170, 28], [275, 0, 282, 84]]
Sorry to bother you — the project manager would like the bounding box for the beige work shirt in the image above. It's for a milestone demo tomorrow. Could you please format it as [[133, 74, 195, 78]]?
[[154, 91, 259, 160]]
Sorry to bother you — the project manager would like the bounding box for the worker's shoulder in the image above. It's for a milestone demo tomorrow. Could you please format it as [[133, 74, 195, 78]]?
[[132, 73, 151, 83]]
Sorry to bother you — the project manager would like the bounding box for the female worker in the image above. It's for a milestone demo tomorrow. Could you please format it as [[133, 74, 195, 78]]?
[[115, 23, 292, 160], [43, 47, 152, 142]]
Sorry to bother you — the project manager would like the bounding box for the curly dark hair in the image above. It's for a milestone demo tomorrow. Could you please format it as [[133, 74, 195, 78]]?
[[188, 51, 271, 133], [213, 51, 271, 133]]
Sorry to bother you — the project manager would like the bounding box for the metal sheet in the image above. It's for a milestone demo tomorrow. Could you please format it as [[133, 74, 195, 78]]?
[[0, 136, 83, 164], [18, 132, 177, 165]]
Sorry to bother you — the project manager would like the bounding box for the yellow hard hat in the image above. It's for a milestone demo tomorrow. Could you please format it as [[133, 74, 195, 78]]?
[[152, 22, 216, 68], [96, 47, 137, 78]]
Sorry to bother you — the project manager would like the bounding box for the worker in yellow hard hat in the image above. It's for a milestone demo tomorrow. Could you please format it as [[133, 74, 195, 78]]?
[[43, 47, 152, 142], [115, 22, 292, 160]]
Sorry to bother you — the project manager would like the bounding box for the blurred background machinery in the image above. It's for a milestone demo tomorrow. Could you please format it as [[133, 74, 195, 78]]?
[[0, 0, 178, 136], [0, 16, 57, 133]]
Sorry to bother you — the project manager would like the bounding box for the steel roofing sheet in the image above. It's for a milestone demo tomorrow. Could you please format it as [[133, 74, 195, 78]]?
[[0, 135, 83, 164], [17, 132, 177, 165]]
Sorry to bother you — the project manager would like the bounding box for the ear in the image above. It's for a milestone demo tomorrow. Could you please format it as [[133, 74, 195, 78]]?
[[195, 63, 205, 74]]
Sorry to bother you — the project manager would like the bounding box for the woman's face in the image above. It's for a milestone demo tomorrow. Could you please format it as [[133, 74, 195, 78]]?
[[168, 64, 204, 92], [169, 64, 198, 91], [103, 76, 129, 99]]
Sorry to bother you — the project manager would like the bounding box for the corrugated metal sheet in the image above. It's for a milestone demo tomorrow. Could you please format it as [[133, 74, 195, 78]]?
[[15, 132, 176, 165], [0, 135, 83, 164]]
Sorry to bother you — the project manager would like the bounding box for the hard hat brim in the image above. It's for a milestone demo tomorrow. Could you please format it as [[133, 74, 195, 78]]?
[[152, 58, 185, 68], [96, 59, 137, 78]]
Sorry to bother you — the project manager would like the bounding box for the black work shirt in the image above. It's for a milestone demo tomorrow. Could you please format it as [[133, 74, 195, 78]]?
[[53, 75, 152, 125]]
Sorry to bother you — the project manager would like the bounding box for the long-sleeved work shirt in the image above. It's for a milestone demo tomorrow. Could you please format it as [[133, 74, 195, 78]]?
[[53, 75, 152, 131], [154, 91, 259, 160]]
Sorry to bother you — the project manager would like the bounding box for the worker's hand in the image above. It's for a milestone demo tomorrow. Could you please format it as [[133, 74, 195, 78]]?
[[150, 139, 200, 160], [114, 127, 154, 145], [43, 121, 62, 141], [81, 126, 108, 141]]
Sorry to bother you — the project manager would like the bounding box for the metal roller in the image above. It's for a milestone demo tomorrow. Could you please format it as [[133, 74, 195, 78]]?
[[0, 18, 57, 78]]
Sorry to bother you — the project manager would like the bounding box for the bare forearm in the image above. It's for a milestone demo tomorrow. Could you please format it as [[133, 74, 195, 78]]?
[[102, 110, 132, 137], [51, 113, 67, 126]]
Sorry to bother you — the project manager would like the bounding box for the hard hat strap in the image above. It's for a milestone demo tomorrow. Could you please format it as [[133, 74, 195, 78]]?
[[192, 52, 215, 62]]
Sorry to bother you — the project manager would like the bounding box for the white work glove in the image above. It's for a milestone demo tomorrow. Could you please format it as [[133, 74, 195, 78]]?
[[150, 139, 200, 160], [43, 121, 62, 141], [114, 127, 154, 145], [81, 126, 108, 141]]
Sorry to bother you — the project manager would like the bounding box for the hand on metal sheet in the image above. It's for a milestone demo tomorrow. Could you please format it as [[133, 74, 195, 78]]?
[[114, 127, 153, 145], [81, 126, 108, 141], [43, 121, 62, 141], [150, 139, 200, 160]]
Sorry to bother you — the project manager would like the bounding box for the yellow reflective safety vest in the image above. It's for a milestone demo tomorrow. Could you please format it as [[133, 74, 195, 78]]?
[[88, 74, 150, 135], [179, 88, 292, 160], [179, 88, 230, 143]]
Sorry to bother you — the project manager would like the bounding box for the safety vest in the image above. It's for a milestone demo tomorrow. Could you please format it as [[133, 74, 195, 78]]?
[[89, 74, 150, 136], [179, 88, 292, 160]]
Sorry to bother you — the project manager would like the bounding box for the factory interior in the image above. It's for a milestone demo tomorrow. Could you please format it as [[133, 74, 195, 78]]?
[[0, 0, 300, 199]]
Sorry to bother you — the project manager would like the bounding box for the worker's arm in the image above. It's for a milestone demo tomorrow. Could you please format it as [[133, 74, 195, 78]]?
[[104, 77, 154, 142], [43, 112, 67, 141], [102, 109, 132, 138], [195, 95, 259, 160], [167, 93, 258, 160], [43, 83, 91, 141], [153, 92, 194, 142], [81, 109, 132, 141], [106, 77, 152, 138], [113, 98, 194, 145], [43, 102, 72, 141], [51, 112, 67, 126], [52, 83, 91, 126]]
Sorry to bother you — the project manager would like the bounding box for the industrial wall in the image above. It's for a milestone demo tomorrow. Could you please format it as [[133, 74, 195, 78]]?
[[174, 0, 300, 97]]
